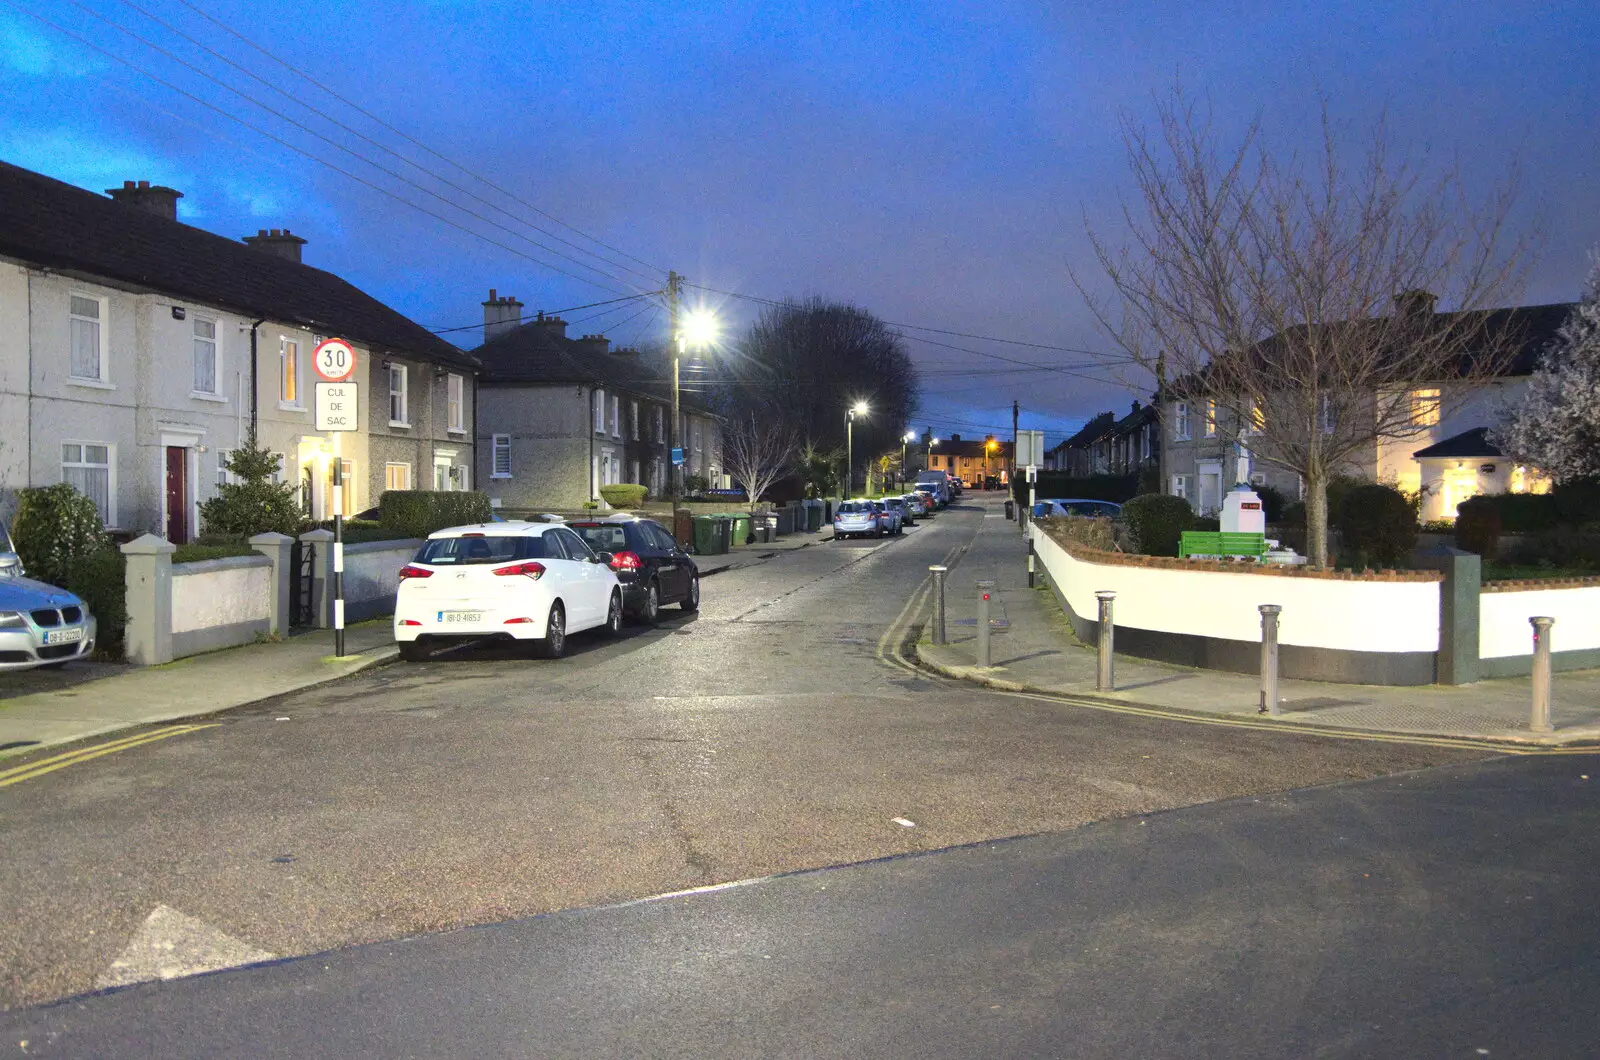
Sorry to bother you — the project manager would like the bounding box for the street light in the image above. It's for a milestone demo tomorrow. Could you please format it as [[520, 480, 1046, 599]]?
[[667, 273, 718, 497], [846, 401, 869, 496], [901, 431, 916, 488]]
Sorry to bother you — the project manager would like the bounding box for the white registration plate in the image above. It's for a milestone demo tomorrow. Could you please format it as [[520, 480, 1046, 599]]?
[[44, 627, 84, 645], [437, 610, 484, 624]]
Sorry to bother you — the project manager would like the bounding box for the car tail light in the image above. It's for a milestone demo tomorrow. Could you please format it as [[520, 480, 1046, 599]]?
[[493, 561, 546, 580], [609, 550, 644, 572], [398, 565, 432, 581]]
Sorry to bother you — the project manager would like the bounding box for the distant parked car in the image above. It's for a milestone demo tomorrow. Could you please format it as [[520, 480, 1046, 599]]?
[[1032, 498, 1124, 519], [905, 492, 935, 517], [834, 500, 900, 539], [394, 522, 623, 661], [914, 485, 947, 510], [568, 515, 700, 623], [881, 496, 917, 525], [0, 519, 97, 671]]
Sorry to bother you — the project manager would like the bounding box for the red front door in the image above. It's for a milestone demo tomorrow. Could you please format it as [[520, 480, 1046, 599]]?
[[165, 446, 189, 544]]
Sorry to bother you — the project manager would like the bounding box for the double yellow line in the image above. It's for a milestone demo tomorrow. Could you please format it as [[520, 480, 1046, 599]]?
[[0, 724, 218, 789]]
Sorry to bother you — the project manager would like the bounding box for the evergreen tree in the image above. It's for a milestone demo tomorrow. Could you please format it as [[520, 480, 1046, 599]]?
[[199, 436, 306, 538], [1493, 263, 1600, 481]]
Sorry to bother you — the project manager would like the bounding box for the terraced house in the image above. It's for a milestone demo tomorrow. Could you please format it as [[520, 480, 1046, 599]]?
[[0, 160, 478, 539]]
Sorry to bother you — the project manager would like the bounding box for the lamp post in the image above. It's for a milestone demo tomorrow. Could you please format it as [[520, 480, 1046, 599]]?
[[927, 436, 939, 481], [667, 270, 718, 498], [846, 401, 869, 496], [901, 431, 915, 488]]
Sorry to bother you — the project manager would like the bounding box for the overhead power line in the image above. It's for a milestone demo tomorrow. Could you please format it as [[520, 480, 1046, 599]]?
[[170, 0, 667, 279], [427, 292, 660, 335]]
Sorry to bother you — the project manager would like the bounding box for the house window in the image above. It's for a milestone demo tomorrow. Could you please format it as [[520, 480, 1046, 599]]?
[[446, 373, 465, 432], [610, 395, 620, 438], [454, 463, 469, 490], [1140, 427, 1150, 460], [1203, 399, 1216, 437], [491, 434, 512, 478], [337, 459, 355, 516], [385, 462, 411, 491], [1318, 394, 1337, 434], [1410, 388, 1441, 427], [216, 448, 234, 486], [280, 338, 300, 406], [192, 317, 218, 395], [630, 401, 640, 441], [69, 294, 106, 382], [594, 389, 607, 432], [1245, 402, 1264, 435], [62, 442, 113, 524], [654, 406, 664, 443], [1171, 474, 1189, 500], [1173, 402, 1191, 441], [389, 364, 409, 425], [434, 454, 466, 491]]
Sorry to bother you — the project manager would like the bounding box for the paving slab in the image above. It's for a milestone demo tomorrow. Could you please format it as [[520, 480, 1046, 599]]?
[[919, 501, 1600, 746]]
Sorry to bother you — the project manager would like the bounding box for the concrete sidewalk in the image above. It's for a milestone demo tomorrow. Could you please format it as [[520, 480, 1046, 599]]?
[[0, 623, 396, 758], [918, 501, 1600, 747]]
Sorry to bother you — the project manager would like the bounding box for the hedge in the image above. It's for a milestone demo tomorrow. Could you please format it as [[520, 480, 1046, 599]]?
[[1122, 493, 1199, 556], [11, 484, 107, 587], [66, 547, 126, 659], [378, 491, 493, 538], [1333, 482, 1417, 568], [599, 483, 649, 509], [1454, 502, 1502, 559], [1012, 472, 1140, 509]]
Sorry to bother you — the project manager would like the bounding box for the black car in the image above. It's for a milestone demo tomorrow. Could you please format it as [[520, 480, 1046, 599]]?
[[568, 516, 700, 623]]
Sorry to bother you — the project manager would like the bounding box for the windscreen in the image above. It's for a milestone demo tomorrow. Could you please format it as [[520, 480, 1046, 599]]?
[[416, 535, 547, 565], [572, 524, 629, 552], [838, 502, 871, 514]]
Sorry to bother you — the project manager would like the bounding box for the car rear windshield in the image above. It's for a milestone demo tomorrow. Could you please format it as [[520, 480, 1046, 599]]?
[[838, 502, 872, 514], [416, 535, 547, 565], [571, 524, 630, 552]]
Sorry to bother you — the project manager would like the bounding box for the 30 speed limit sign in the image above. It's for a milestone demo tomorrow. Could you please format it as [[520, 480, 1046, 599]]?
[[312, 337, 357, 382]]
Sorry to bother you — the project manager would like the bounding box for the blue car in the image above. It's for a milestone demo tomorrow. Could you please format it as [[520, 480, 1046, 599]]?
[[0, 521, 97, 671]]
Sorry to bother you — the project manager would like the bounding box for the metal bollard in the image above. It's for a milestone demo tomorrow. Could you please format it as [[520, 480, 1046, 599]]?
[[1095, 591, 1116, 691], [1259, 604, 1282, 716], [976, 579, 995, 667], [929, 565, 949, 645], [1530, 616, 1555, 733], [1027, 539, 1036, 588], [1005, 499, 1014, 521]]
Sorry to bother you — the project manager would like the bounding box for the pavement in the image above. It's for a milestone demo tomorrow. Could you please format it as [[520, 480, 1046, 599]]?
[[6, 752, 1598, 1059], [918, 500, 1600, 747]]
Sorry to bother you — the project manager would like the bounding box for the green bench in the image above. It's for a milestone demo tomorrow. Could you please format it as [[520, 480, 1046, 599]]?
[[1178, 531, 1268, 560]]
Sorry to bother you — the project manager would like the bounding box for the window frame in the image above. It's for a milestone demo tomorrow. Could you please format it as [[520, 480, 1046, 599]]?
[[68, 292, 109, 385], [279, 336, 303, 409], [216, 447, 234, 487], [1318, 393, 1337, 434], [1173, 402, 1191, 441], [1203, 399, 1216, 438], [384, 461, 412, 491], [490, 433, 512, 478], [630, 400, 640, 441], [191, 315, 221, 398], [610, 395, 621, 438], [61, 440, 116, 526], [446, 372, 466, 433], [1409, 387, 1441, 428], [389, 364, 410, 427], [594, 389, 607, 433]]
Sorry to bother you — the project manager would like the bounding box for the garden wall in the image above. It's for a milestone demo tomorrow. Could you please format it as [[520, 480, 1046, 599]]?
[[1479, 579, 1600, 677], [170, 555, 273, 658], [341, 540, 424, 623]]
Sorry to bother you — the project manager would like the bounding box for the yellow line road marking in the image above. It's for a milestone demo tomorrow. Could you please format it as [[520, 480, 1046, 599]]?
[[0, 724, 218, 788]]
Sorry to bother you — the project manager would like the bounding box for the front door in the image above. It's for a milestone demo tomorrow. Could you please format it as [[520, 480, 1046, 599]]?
[[165, 446, 189, 544]]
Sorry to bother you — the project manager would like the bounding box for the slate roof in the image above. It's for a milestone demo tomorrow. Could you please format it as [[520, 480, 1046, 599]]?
[[1413, 427, 1502, 459], [472, 319, 714, 413], [1049, 411, 1116, 454], [934, 436, 1012, 460], [0, 160, 476, 370]]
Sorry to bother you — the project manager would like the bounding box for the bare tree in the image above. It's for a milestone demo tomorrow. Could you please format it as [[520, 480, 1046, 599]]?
[[1081, 89, 1531, 566], [723, 414, 798, 520]]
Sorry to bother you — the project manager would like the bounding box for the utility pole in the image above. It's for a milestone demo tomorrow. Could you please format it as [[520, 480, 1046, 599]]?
[[1011, 400, 1019, 490], [1156, 348, 1168, 497], [668, 270, 682, 498]]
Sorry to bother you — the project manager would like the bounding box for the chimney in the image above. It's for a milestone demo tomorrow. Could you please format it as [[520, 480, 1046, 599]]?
[[1394, 289, 1437, 318], [481, 288, 525, 343], [241, 228, 308, 264], [533, 311, 568, 340], [105, 179, 183, 222], [1131, 400, 1141, 414], [950, 433, 962, 443], [612, 345, 641, 358], [574, 333, 611, 357]]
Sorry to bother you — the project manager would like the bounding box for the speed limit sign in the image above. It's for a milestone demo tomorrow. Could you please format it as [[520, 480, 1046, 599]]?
[[312, 338, 357, 382]]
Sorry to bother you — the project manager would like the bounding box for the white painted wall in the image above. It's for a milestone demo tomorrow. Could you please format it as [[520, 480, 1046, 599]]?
[[0, 263, 29, 514], [1031, 526, 1441, 653], [171, 556, 272, 635], [1480, 586, 1600, 660], [343, 540, 422, 611]]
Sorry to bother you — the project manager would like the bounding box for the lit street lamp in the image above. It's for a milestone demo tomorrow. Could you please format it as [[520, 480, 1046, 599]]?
[[901, 431, 916, 488], [846, 401, 869, 496], [668, 273, 718, 496]]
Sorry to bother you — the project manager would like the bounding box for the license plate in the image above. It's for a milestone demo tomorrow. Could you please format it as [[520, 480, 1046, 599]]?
[[44, 627, 84, 645], [437, 610, 484, 624]]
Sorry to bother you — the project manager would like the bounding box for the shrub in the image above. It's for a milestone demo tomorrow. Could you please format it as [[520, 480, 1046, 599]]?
[[65, 547, 126, 658], [1333, 482, 1417, 567], [1553, 478, 1600, 524], [599, 483, 648, 509], [684, 474, 711, 495], [1122, 493, 1199, 556], [1254, 485, 1290, 524], [173, 541, 257, 564], [12, 483, 107, 586], [1454, 498, 1503, 558], [312, 518, 414, 544], [1040, 514, 1118, 551], [1279, 501, 1306, 528], [199, 438, 306, 538], [378, 490, 493, 538]]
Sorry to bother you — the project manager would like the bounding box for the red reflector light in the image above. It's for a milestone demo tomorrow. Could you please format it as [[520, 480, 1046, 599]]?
[[503, 617, 534, 624], [609, 550, 644, 571], [399, 619, 422, 626], [493, 561, 546, 579], [399, 565, 432, 580]]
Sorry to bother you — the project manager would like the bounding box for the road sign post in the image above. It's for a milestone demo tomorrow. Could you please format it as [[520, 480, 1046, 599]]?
[[312, 339, 358, 658]]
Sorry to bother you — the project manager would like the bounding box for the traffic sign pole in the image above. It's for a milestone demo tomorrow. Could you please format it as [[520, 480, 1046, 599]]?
[[333, 451, 345, 658], [313, 339, 357, 658]]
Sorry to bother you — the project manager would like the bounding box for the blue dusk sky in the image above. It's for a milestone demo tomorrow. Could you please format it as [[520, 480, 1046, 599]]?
[[2, 0, 1596, 444]]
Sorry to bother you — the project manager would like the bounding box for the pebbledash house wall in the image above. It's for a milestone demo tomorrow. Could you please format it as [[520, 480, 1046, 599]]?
[[364, 353, 476, 501], [1030, 522, 1600, 685], [475, 385, 594, 510]]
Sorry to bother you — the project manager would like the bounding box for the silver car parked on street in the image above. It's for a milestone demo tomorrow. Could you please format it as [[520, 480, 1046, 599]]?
[[0, 520, 98, 671]]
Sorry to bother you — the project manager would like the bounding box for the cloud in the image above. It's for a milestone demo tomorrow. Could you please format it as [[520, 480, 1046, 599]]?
[[0, 11, 100, 78]]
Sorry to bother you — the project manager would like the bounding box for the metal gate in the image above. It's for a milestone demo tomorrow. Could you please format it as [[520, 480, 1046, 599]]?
[[289, 540, 316, 628]]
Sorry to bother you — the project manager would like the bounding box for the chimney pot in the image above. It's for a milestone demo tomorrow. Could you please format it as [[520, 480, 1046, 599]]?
[[104, 179, 185, 222], [137, 180, 149, 189], [241, 227, 308, 263]]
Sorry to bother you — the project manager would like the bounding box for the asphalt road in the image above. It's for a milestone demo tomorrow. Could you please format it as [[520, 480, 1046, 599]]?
[[0, 497, 1482, 1012], [8, 754, 1599, 1058]]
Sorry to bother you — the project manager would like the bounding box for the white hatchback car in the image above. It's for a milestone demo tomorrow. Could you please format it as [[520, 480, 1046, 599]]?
[[394, 522, 624, 661]]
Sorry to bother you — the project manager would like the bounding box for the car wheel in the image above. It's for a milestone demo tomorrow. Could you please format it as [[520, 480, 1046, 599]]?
[[534, 602, 567, 659], [603, 591, 624, 637], [680, 574, 700, 612], [398, 641, 429, 662], [636, 581, 660, 625]]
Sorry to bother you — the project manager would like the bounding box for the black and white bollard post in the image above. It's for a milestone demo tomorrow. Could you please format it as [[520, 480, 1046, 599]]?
[[929, 565, 948, 646], [976, 579, 995, 667], [1095, 590, 1116, 691], [1530, 616, 1555, 733], [1027, 539, 1036, 588], [332, 458, 346, 658], [1259, 604, 1282, 716]]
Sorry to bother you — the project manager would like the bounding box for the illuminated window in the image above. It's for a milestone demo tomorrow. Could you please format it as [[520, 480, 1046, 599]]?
[[385, 462, 411, 491], [1203, 400, 1216, 437], [1244, 403, 1264, 435], [1409, 388, 1441, 427], [280, 338, 300, 406]]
